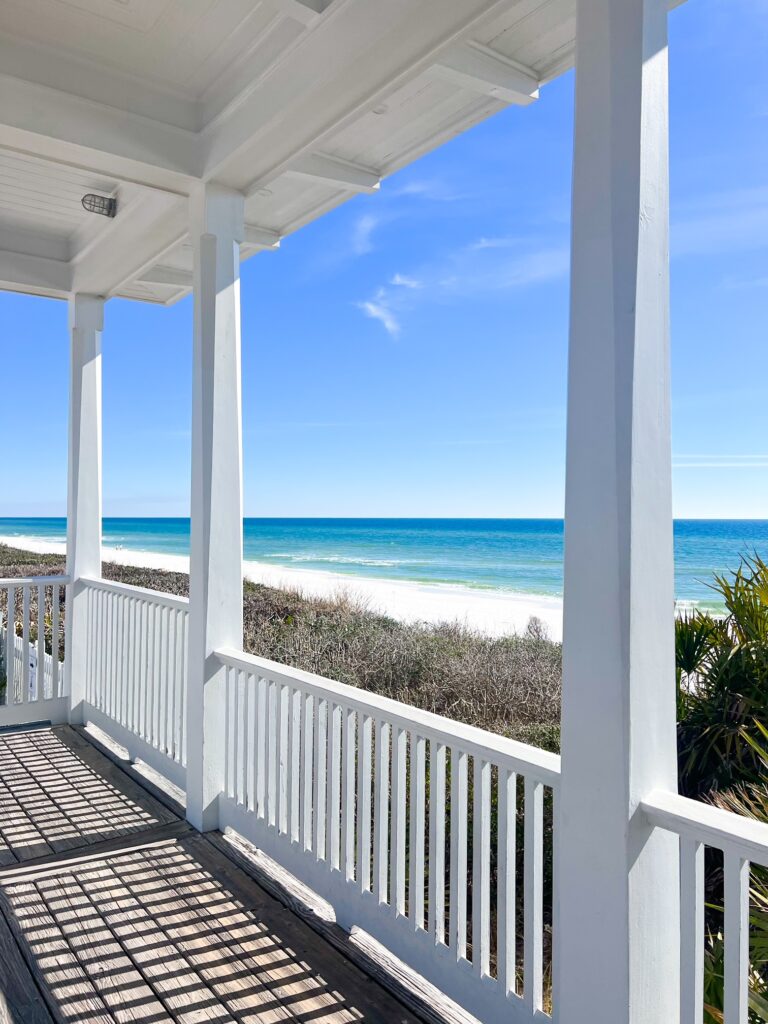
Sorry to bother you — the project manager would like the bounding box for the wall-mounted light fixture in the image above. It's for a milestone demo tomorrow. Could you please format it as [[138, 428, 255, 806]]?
[[82, 193, 117, 218]]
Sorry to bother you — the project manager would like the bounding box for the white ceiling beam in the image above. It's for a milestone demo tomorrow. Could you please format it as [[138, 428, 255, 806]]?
[[201, 0, 524, 187], [243, 225, 281, 249], [432, 42, 539, 105], [0, 249, 71, 299], [71, 186, 187, 296], [0, 37, 199, 132], [0, 226, 70, 264], [138, 265, 193, 288], [268, 0, 333, 26], [0, 73, 203, 192], [124, 224, 280, 294], [284, 153, 380, 193]]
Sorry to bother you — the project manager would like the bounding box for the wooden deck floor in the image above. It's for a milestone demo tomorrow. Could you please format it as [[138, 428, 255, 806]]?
[[0, 727, 419, 1024]]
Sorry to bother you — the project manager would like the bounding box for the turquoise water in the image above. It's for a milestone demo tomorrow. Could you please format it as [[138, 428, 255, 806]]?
[[1, 517, 767, 610]]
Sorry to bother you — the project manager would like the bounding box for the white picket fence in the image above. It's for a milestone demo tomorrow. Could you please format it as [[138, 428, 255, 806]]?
[[80, 576, 189, 789], [215, 644, 560, 1023], [0, 575, 68, 726]]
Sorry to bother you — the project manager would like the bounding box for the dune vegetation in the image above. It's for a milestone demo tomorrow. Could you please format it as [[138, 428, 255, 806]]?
[[0, 542, 562, 748]]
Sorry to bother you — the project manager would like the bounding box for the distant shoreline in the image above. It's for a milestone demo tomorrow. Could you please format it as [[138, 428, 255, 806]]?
[[0, 533, 564, 641], [1, 516, 765, 614]]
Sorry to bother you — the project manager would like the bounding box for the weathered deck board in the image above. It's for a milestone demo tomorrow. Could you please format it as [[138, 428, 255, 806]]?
[[1, 834, 418, 1024], [0, 897, 55, 1024], [0, 728, 175, 861], [0, 728, 420, 1024]]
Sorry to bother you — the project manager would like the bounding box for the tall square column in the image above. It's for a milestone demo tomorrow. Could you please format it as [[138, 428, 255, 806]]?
[[557, 0, 679, 1020], [186, 184, 245, 832], [66, 293, 103, 723]]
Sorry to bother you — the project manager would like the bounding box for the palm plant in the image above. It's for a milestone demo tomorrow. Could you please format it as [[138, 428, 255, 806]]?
[[675, 559, 768, 1019], [677, 555, 768, 796]]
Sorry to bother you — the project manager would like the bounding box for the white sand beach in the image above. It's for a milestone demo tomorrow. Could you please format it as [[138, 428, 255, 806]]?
[[0, 534, 564, 641]]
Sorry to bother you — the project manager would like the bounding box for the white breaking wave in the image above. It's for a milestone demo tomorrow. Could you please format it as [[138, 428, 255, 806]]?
[[262, 552, 422, 568]]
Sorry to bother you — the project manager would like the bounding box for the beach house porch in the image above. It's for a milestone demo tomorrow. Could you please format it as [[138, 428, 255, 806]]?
[[1, 0, 767, 1022]]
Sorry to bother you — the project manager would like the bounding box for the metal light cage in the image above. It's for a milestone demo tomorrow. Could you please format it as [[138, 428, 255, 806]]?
[[81, 193, 117, 218]]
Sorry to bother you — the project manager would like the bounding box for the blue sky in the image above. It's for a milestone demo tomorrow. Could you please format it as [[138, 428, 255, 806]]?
[[1, 0, 766, 520]]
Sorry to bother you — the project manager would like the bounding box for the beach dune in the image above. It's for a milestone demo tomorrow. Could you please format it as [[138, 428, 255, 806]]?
[[0, 533, 564, 641]]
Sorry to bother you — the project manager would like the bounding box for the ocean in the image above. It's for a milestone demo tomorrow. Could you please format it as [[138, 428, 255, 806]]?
[[1, 517, 767, 611]]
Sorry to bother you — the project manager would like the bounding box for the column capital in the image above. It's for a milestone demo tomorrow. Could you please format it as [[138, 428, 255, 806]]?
[[68, 292, 105, 333], [189, 182, 245, 244]]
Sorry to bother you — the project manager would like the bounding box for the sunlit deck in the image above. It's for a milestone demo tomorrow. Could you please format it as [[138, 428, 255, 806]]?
[[0, 726, 419, 1024]]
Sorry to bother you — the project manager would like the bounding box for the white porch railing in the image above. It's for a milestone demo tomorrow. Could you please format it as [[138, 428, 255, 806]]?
[[0, 575, 69, 726], [5, 570, 768, 1024], [643, 790, 768, 1024], [216, 644, 560, 1024], [79, 576, 189, 790]]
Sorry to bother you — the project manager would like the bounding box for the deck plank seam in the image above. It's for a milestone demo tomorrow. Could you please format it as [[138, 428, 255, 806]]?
[[0, 875, 114, 1024], [0, 731, 111, 854], [0, 823, 192, 882], [20, 731, 159, 848], [0, 879, 57, 1024], [136, 840, 358, 1023], [71, 849, 256, 1024]]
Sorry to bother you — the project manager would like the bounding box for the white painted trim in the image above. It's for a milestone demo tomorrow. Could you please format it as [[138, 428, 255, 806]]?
[[432, 41, 539, 105], [242, 225, 281, 248], [79, 575, 189, 613], [286, 153, 380, 193], [0, 576, 71, 587], [0, 698, 69, 728], [268, 0, 332, 23], [0, 73, 203, 184], [138, 266, 193, 289], [642, 790, 768, 868], [82, 703, 187, 792], [0, 248, 71, 298]]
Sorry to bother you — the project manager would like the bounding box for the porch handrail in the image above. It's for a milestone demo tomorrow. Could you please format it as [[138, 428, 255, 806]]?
[[79, 574, 188, 612], [215, 644, 561, 786], [643, 788, 768, 867], [0, 574, 71, 586]]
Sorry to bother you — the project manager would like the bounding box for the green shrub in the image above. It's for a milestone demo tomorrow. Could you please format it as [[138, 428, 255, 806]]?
[[677, 555, 768, 797]]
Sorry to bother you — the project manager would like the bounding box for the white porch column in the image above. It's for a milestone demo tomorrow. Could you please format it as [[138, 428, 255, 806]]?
[[66, 293, 103, 723], [557, 1, 679, 1022], [186, 183, 245, 832]]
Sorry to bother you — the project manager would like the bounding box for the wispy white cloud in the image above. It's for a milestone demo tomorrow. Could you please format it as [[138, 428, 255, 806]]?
[[390, 273, 422, 289], [469, 236, 521, 251], [358, 238, 569, 336], [391, 179, 465, 202], [358, 290, 400, 337], [351, 214, 379, 255]]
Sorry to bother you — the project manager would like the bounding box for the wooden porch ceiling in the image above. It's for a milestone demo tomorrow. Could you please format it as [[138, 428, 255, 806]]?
[[0, 726, 419, 1024]]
